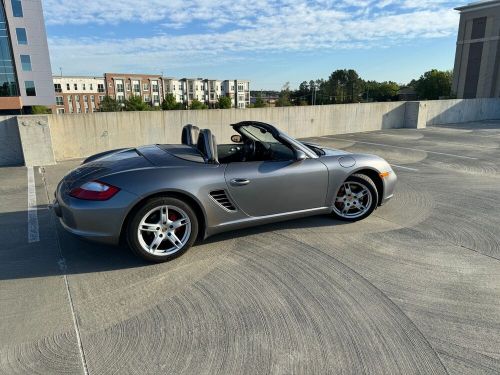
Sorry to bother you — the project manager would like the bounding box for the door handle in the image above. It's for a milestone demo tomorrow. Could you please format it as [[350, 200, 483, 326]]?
[[230, 178, 250, 186]]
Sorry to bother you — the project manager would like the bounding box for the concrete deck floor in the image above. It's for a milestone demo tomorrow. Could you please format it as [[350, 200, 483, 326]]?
[[1, 121, 499, 374]]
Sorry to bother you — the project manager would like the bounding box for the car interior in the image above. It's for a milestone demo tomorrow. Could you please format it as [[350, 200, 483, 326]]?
[[181, 123, 297, 164]]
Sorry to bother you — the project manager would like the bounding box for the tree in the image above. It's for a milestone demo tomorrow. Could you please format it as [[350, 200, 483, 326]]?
[[124, 95, 150, 111], [31, 105, 51, 114], [276, 82, 292, 107], [414, 69, 453, 100], [253, 93, 266, 108], [364, 81, 400, 102], [327, 69, 363, 103], [162, 93, 182, 110], [218, 96, 232, 109], [190, 99, 208, 110], [99, 96, 121, 112]]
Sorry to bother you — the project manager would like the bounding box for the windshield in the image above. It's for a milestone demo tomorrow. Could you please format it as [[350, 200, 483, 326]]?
[[238, 125, 280, 144]]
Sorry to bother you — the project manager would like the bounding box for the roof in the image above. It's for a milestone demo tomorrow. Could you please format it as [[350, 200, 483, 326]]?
[[455, 0, 500, 11]]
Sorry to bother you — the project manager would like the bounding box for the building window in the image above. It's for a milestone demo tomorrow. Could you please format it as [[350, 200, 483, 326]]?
[[99, 95, 104, 101], [83, 95, 88, 102], [66, 83, 70, 90], [143, 83, 149, 91], [11, 0, 23, 17], [90, 95, 94, 102], [152, 81, 158, 92], [25, 81, 36, 96], [126, 83, 131, 91], [75, 95, 80, 102], [54, 83, 62, 93], [77, 108, 81, 113], [116, 82, 124, 93], [68, 95, 72, 102], [82, 83, 86, 90], [57, 108, 65, 114], [97, 84, 104, 93], [74, 83, 78, 90], [20, 54, 31, 71], [15, 28, 27, 44], [90, 84, 93, 90], [144, 95, 150, 102], [55, 96, 63, 105]]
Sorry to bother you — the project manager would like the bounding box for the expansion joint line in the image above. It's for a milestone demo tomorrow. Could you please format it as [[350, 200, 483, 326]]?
[[40, 167, 90, 375]]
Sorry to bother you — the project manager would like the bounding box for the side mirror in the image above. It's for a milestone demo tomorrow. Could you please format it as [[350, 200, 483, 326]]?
[[294, 149, 307, 162], [231, 134, 242, 143]]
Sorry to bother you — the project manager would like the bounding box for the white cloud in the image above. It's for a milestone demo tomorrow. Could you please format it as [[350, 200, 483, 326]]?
[[45, 0, 460, 75]]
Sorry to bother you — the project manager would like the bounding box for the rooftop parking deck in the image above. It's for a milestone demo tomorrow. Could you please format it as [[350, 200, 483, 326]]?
[[1, 121, 499, 374]]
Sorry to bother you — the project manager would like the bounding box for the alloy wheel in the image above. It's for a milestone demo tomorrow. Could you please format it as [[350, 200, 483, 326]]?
[[137, 205, 191, 256], [333, 181, 373, 219]]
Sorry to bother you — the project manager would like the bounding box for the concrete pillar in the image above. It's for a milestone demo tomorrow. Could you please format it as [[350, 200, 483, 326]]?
[[16, 115, 56, 167], [404, 102, 427, 129]]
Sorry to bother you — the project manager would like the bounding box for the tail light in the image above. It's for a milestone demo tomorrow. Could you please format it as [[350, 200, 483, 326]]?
[[69, 181, 120, 201]]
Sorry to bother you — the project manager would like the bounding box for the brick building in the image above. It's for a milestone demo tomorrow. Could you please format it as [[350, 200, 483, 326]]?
[[52, 76, 106, 114], [104, 73, 163, 107]]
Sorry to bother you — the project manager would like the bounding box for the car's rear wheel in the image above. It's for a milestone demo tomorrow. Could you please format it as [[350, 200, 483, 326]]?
[[332, 174, 378, 222], [127, 197, 198, 262]]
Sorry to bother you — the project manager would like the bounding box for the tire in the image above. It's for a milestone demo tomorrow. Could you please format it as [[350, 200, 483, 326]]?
[[332, 173, 378, 222], [127, 197, 199, 263]]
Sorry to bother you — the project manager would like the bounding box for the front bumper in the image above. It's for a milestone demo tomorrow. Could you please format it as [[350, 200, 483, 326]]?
[[380, 169, 397, 206], [54, 182, 139, 245]]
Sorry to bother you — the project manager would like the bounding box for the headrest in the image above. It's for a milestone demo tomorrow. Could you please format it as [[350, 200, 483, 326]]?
[[181, 124, 200, 146], [197, 129, 218, 164]]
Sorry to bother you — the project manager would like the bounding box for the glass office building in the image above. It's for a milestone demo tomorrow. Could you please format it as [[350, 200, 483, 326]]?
[[0, 3, 19, 98]]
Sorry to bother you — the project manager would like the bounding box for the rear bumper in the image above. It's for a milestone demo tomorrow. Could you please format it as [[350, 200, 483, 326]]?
[[54, 183, 138, 245]]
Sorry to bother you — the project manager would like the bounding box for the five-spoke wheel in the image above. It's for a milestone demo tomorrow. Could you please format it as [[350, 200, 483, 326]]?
[[127, 197, 198, 262], [332, 174, 378, 222]]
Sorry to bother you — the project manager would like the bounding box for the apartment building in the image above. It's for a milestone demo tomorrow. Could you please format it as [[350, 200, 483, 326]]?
[[163, 77, 183, 103], [452, 0, 500, 98], [221, 80, 250, 108], [179, 78, 205, 105], [52, 76, 106, 114], [0, 0, 54, 113], [204, 79, 222, 107], [104, 73, 163, 106]]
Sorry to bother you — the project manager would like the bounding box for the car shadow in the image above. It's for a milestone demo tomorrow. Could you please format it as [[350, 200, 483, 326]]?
[[0, 208, 346, 281]]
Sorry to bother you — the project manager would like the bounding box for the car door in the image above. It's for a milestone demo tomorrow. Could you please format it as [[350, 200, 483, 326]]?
[[224, 158, 329, 217]]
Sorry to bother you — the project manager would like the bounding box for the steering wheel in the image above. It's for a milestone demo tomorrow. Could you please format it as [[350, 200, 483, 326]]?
[[242, 138, 256, 161]]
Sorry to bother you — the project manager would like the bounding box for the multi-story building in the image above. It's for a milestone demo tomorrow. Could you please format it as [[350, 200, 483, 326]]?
[[452, 0, 500, 98], [204, 79, 222, 107], [222, 80, 250, 108], [163, 77, 183, 103], [0, 0, 54, 114], [52, 76, 106, 114], [179, 78, 205, 105], [104, 73, 163, 107]]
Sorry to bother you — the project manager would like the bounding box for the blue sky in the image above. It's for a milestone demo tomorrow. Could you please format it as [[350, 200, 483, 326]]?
[[43, 0, 465, 90]]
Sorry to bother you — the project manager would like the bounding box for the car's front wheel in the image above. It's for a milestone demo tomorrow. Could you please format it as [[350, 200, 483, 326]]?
[[332, 174, 378, 222], [127, 197, 198, 262]]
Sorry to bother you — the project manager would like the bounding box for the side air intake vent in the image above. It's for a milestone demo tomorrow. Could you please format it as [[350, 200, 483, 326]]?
[[209, 190, 237, 212]]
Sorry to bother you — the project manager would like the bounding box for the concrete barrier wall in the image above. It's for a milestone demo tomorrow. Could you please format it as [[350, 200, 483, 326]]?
[[0, 116, 24, 166], [422, 98, 500, 126], [48, 102, 406, 161], [4, 98, 500, 166]]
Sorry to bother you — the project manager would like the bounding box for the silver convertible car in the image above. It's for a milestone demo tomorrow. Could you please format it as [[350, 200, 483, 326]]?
[[54, 121, 397, 262]]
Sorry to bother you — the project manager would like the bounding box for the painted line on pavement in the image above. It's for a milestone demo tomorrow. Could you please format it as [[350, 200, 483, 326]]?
[[390, 164, 419, 172], [323, 137, 478, 160], [27, 167, 39, 243]]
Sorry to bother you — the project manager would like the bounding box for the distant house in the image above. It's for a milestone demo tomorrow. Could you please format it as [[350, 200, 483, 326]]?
[[397, 87, 418, 101]]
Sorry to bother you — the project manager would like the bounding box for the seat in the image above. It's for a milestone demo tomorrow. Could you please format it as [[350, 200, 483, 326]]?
[[181, 124, 200, 146], [197, 129, 218, 164]]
